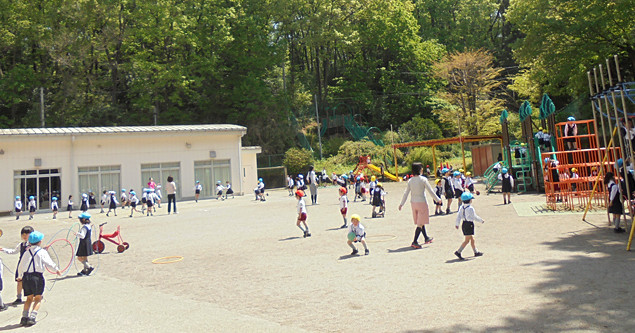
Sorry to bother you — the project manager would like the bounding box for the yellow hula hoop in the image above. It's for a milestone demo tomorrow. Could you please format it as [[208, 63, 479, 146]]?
[[365, 234, 397, 243], [152, 256, 184, 264]]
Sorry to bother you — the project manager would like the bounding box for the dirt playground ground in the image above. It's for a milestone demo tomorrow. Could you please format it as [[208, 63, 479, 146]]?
[[0, 181, 634, 332]]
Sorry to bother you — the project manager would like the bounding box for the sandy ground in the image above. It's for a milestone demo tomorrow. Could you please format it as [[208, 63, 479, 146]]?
[[0, 180, 634, 332]]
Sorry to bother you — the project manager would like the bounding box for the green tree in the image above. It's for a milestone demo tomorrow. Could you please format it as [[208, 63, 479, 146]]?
[[398, 116, 442, 143], [283, 148, 315, 175]]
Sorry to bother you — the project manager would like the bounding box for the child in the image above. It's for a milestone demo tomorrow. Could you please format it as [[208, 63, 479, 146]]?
[[453, 171, 465, 210], [106, 191, 118, 217], [360, 177, 368, 202], [51, 197, 58, 219], [88, 192, 97, 209], [150, 189, 159, 213], [295, 190, 311, 237], [225, 181, 234, 199], [605, 172, 625, 232], [339, 187, 348, 228], [498, 168, 514, 204], [570, 167, 579, 192], [80, 193, 89, 212], [434, 179, 444, 215], [17, 231, 61, 326], [27, 196, 36, 220], [296, 174, 306, 192], [67, 195, 74, 218], [346, 214, 369, 255], [442, 168, 455, 214], [146, 189, 155, 216], [100, 190, 108, 213], [354, 177, 362, 202], [14, 196, 22, 220], [155, 185, 162, 208], [0, 226, 33, 306], [371, 182, 386, 218], [454, 192, 485, 260], [216, 181, 225, 200], [465, 172, 476, 194], [141, 188, 148, 213], [120, 189, 128, 208], [129, 191, 139, 217], [287, 175, 295, 196], [369, 175, 377, 199], [255, 178, 266, 202], [75, 213, 95, 276], [195, 181, 202, 203]]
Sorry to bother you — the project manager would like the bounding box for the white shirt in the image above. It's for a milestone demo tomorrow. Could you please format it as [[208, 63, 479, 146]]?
[[196, 184, 202, 191], [453, 177, 464, 191], [608, 180, 620, 201], [535, 131, 544, 140], [257, 182, 265, 190], [288, 177, 294, 187], [465, 177, 474, 187], [339, 195, 348, 209], [108, 194, 119, 205], [399, 175, 441, 206], [216, 185, 224, 192], [15, 201, 22, 210], [77, 224, 92, 239], [309, 171, 317, 184], [347, 223, 365, 240], [51, 201, 59, 210], [101, 194, 108, 203], [455, 204, 484, 227], [17, 246, 58, 277], [130, 194, 139, 204], [166, 182, 177, 195], [28, 199, 36, 209], [2, 242, 26, 255], [297, 198, 307, 215], [121, 193, 127, 201], [498, 173, 515, 188]]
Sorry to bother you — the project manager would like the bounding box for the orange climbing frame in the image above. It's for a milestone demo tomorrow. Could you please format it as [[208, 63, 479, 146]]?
[[543, 119, 620, 210]]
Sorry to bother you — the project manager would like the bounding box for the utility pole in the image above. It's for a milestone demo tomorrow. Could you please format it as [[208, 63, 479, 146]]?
[[153, 106, 158, 125], [40, 87, 45, 127], [314, 94, 323, 159]]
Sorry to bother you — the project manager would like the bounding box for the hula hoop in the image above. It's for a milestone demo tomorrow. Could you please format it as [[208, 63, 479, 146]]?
[[152, 256, 184, 264], [365, 234, 397, 243], [45, 239, 74, 275]]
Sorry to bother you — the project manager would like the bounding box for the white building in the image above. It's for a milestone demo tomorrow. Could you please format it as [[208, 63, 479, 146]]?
[[0, 125, 261, 213]]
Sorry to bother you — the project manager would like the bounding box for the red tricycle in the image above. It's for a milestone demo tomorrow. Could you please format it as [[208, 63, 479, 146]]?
[[92, 222, 129, 253]]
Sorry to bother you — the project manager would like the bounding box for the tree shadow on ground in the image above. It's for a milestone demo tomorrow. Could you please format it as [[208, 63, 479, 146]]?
[[406, 227, 635, 332]]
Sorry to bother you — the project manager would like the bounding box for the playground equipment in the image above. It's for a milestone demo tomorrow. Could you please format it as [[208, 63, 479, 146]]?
[[542, 119, 619, 211], [391, 135, 503, 180], [92, 222, 129, 254], [353, 156, 400, 181], [320, 103, 384, 146]]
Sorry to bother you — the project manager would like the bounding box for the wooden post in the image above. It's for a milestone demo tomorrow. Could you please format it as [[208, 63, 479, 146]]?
[[460, 137, 467, 171]]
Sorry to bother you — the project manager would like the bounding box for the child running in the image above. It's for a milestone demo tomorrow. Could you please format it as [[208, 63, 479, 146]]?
[[14, 196, 22, 220], [225, 181, 234, 199], [216, 181, 225, 200], [339, 187, 348, 229], [100, 190, 107, 213], [129, 191, 139, 217], [295, 190, 311, 238], [120, 189, 128, 208], [16, 231, 60, 327], [0, 226, 33, 307], [146, 189, 155, 216], [346, 214, 369, 255], [51, 197, 59, 219], [106, 191, 118, 217], [371, 182, 386, 218], [454, 192, 485, 260], [499, 168, 514, 204], [287, 175, 295, 196], [75, 212, 95, 275], [605, 172, 625, 232], [27, 196, 36, 220]]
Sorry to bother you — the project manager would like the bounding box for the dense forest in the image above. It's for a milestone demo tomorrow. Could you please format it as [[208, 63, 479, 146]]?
[[0, 0, 633, 154]]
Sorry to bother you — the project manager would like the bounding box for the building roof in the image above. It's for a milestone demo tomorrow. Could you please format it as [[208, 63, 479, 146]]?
[[0, 124, 246, 136]]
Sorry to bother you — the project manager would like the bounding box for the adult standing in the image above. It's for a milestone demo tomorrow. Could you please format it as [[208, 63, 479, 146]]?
[[399, 162, 442, 249], [307, 165, 318, 205], [166, 176, 177, 214]]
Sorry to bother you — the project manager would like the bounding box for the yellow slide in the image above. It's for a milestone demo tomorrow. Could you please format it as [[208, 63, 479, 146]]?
[[366, 164, 401, 182]]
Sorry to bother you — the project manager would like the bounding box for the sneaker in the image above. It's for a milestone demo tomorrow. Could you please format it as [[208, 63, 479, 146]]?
[[614, 227, 626, 233], [340, 224, 347, 229], [351, 249, 359, 255], [424, 237, 434, 244], [503, 200, 507, 205], [0, 304, 8, 311], [411, 242, 421, 249], [53, 216, 56, 219], [26, 317, 36, 326], [106, 213, 109, 217], [129, 214, 133, 217], [13, 298, 23, 305], [303, 231, 307, 238], [20, 317, 28, 327], [454, 251, 464, 260], [474, 252, 484, 257], [364, 249, 369, 255], [446, 208, 450, 214], [86, 266, 95, 275], [16, 216, 19, 220], [306, 232, 311, 237]]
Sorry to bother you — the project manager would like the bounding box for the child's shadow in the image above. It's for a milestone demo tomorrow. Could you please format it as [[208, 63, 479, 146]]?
[[445, 258, 473, 263], [387, 246, 420, 253], [0, 323, 23, 330], [325, 227, 344, 231], [278, 236, 301, 241], [338, 254, 361, 260]]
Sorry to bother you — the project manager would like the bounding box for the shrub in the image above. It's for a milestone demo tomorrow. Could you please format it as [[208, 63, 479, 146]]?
[[322, 136, 348, 157], [283, 148, 314, 175]]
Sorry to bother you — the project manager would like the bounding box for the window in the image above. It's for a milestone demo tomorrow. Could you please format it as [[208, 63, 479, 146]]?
[[141, 162, 181, 199], [78, 166, 121, 198], [14, 169, 62, 209], [194, 159, 231, 198]]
